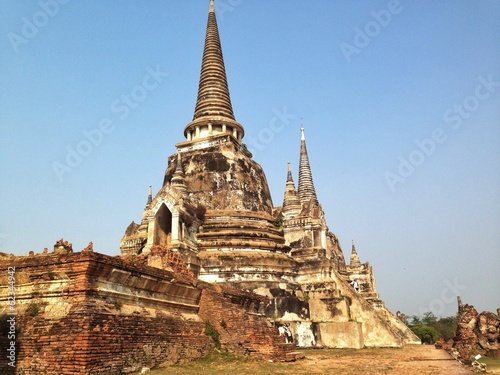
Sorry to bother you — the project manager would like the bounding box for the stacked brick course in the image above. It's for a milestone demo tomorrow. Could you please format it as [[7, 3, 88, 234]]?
[[7, 310, 212, 374], [198, 284, 295, 360], [0, 250, 290, 374]]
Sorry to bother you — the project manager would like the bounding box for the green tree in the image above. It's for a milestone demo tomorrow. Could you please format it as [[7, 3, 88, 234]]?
[[422, 311, 437, 325], [408, 312, 458, 341], [433, 315, 458, 341], [410, 324, 441, 344], [409, 315, 422, 325]]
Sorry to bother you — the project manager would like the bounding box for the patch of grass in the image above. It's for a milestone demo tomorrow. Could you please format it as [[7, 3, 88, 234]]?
[[478, 357, 500, 373], [143, 350, 323, 375], [194, 350, 241, 365], [146, 351, 262, 375], [205, 321, 221, 349], [272, 217, 283, 228], [26, 302, 39, 317], [112, 299, 123, 311], [134, 346, 472, 375]]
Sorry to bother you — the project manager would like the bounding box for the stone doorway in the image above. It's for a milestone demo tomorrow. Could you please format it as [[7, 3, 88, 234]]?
[[155, 203, 172, 246]]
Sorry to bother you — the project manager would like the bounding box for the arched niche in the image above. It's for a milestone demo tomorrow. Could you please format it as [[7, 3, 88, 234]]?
[[154, 203, 172, 246]]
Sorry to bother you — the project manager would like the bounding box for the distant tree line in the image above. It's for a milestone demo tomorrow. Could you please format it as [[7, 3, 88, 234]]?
[[408, 312, 457, 344]]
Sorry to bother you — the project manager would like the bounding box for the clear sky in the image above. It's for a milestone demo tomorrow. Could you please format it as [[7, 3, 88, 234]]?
[[1, 0, 499, 318]]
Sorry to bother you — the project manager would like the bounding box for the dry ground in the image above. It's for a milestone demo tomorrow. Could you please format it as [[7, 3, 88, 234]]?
[[141, 345, 480, 375]]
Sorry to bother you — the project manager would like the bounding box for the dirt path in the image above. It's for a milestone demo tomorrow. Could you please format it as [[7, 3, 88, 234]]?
[[149, 345, 474, 375], [292, 345, 473, 375]]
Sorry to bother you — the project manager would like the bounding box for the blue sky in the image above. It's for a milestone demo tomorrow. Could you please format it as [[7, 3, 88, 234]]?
[[1, 0, 499, 318]]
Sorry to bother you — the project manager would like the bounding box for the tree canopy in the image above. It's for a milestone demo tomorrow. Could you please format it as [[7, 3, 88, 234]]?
[[408, 312, 457, 343]]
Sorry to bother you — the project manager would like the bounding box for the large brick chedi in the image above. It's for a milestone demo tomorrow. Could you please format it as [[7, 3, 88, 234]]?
[[2, 1, 420, 373], [121, 0, 419, 350]]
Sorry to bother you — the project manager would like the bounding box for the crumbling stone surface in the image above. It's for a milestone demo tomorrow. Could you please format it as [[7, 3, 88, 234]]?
[[452, 300, 500, 364], [453, 304, 479, 364], [82, 241, 93, 252], [165, 142, 274, 213], [147, 245, 194, 277], [477, 311, 500, 351], [198, 284, 294, 360], [53, 237, 73, 254], [435, 336, 454, 350]]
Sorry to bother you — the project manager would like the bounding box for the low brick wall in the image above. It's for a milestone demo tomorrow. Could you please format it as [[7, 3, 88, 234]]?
[[4, 311, 212, 374], [0, 251, 291, 374]]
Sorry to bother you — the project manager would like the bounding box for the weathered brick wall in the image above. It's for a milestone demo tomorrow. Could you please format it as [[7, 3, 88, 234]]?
[[0, 252, 212, 374], [7, 312, 212, 374], [198, 284, 293, 360], [0, 251, 293, 374]]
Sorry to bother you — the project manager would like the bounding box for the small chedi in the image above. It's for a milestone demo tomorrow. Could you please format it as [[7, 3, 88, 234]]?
[[1, 1, 420, 374], [120, 0, 418, 349]]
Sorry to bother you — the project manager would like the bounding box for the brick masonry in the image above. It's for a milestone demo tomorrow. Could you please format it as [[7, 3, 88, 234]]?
[[198, 284, 294, 359], [0, 250, 290, 374]]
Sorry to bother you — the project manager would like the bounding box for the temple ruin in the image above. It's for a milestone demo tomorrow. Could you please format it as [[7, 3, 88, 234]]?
[[0, 246, 294, 374], [449, 297, 500, 364], [0, 1, 420, 374], [119, 0, 419, 350]]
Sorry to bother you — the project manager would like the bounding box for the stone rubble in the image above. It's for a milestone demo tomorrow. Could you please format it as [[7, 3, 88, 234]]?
[[449, 297, 500, 367]]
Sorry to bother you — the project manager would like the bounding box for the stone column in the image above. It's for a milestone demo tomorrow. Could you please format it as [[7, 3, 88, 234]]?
[[321, 229, 327, 249], [143, 221, 155, 254], [171, 210, 180, 242]]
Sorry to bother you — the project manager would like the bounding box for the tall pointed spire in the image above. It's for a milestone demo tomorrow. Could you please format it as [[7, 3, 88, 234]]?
[[350, 240, 361, 267], [283, 162, 301, 214], [193, 0, 234, 121], [286, 161, 294, 183], [183, 0, 244, 143], [171, 153, 187, 194], [146, 185, 152, 206], [297, 127, 319, 206]]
